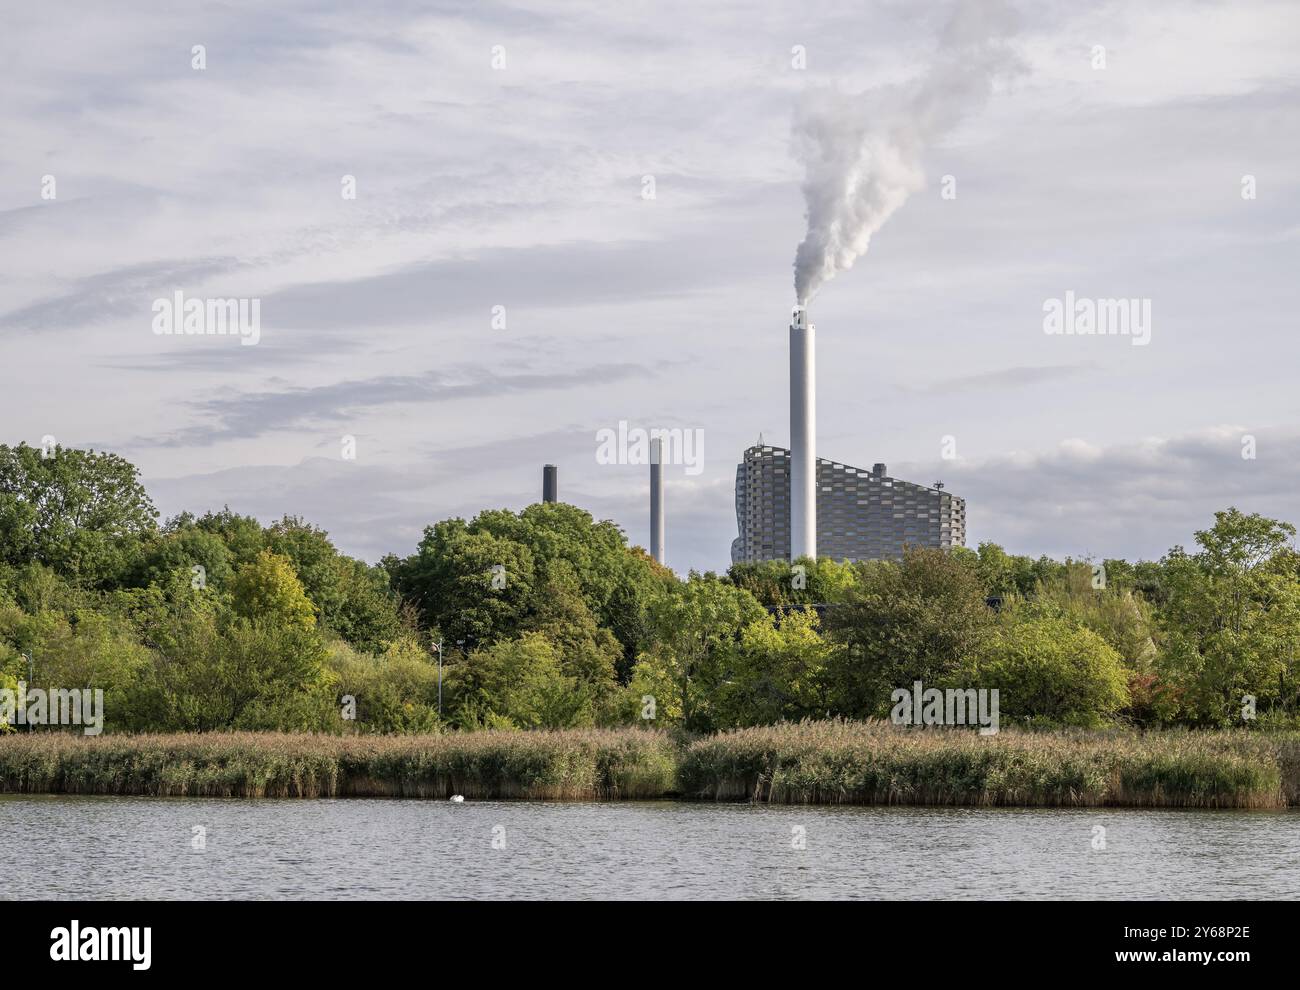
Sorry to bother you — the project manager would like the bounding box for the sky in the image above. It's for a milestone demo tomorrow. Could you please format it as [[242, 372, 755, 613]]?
[[2, 0, 1299, 573]]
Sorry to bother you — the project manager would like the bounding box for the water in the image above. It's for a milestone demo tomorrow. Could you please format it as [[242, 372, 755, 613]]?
[[3, 795, 1297, 900]]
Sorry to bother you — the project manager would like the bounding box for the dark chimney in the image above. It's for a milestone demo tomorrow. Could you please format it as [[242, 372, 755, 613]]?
[[872, 463, 887, 478], [543, 464, 558, 503]]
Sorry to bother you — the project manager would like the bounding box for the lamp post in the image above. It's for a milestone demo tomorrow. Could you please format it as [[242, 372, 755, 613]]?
[[431, 639, 443, 717], [21, 651, 33, 733]]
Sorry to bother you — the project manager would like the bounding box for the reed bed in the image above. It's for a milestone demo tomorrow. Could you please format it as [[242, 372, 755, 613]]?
[[3, 723, 1297, 807], [678, 720, 1300, 808], [0, 729, 677, 800]]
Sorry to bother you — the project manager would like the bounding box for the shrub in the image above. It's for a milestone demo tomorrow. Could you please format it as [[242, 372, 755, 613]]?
[[968, 616, 1130, 727]]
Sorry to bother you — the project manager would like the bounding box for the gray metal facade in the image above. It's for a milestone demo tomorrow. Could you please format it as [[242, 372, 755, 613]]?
[[730, 445, 966, 564]]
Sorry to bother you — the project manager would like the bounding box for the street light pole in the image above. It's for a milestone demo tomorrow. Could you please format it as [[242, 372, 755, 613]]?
[[21, 652, 33, 733], [433, 639, 443, 717]]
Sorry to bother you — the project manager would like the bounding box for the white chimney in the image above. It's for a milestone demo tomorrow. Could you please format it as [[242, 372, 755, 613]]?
[[790, 306, 816, 560]]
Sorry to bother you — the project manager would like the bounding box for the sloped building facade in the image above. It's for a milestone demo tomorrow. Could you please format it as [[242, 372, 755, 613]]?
[[731, 444, 965, 564]]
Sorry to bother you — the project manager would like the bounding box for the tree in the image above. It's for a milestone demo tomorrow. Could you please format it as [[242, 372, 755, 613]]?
[[189, 508, 266, 568], [728, 557, 856, 609], [1, 562, 85, 615], [714, 610, 840, 727], [634, 576, 765, 731], [523, 561, 622, 711], [143, 614, 332, 731], [823, 548, 995, 718], [0, 443, 158, 586], [394, 521, 535, 647], [1034, 563, 1158, 670], [1155, 509, 1300, 724], [969, 615, 1130, 727], [446, 632, 591, 729], [389, 503, 672, 670], [266, 516, 402, 652], [229, 550, 317, 629], [0, 603, 153, 732], [325, 637, 442, 733], [132, 524, 234, 592]]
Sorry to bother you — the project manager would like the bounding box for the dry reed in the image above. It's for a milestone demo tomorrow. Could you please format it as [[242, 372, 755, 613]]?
[[4, 722, 1296, 808]]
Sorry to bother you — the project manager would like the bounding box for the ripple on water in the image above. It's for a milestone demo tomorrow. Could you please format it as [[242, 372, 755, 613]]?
[[1, 796, 1297, 900]]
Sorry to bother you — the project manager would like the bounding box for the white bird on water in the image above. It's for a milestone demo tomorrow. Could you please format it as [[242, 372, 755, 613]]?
[[449, 795, 465, 803]]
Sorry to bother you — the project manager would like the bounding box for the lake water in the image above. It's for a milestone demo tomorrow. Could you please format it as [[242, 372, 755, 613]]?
[[2, 795, 1297, 900]]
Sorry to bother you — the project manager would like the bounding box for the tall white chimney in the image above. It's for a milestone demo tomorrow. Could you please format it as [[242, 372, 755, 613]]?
[[649, 438, 665, 565], [790, 306, 816, 560]]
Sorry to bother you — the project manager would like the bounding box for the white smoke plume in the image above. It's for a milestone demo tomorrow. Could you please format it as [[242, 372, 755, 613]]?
[[792, 0, 1021, 305]]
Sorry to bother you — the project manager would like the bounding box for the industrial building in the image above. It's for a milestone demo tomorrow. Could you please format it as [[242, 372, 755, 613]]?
[[731, 444, 965, 564]]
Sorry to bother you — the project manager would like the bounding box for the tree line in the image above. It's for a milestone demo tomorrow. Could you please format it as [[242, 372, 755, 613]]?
[[3, 441, 1299, 734]]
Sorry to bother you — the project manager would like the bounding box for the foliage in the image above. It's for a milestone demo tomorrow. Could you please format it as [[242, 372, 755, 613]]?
[[389, 502, 672, 670], [229, 550, 317, 629], [326, 638, 442, 734], [967, 615, 1130, 727], [632, 576, 766, 731], [266, 516, 404, 652], [713, 609, 841, 727], [822, 548, 995, 718], [1154, 510, 1300, 725], [3, 440, 1300, 739], [0, 443, 158, 587], [446, 632, 593, 730], [727, 556, 856, 609], [141, 614, 333, 732]]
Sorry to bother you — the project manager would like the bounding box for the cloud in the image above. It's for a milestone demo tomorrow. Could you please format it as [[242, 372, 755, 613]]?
[[3, 1, 1298, 575], [131, 361, 649, 447], [906, 363, 1092, 394], [897, 426, 1300, 560], [0, 257, 243, 333]]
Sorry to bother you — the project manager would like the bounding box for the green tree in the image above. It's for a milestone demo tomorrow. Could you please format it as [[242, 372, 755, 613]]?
[[398, 522, 535, 648], [714, 609, 840, 727], [0, 605, 153, 732], [1, 562, 86, 615], [823, 548, 995, 717], [0, 443, 158, 586], [229, 550, 317, 629], [728, 557, 857, 609], [266, 516, 402, 652], [189, 508, 266, 568], [1035, 563, 1158, 670], [969, 615, 1130, 727], [634, 576, 765, 731], [1155, 509, 1300, 724], [390, 503, 672, 672], [325, 637, 442, 733], [523, 561, 622, 712], [446, 632, 591, 729], [132, 523, 234, 592], [143, 615, 332, 731]]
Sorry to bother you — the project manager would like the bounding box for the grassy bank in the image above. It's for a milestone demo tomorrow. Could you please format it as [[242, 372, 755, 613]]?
[[679, 721, 1300, 809], [0, 729, 677, 800], [3, 722, 1299, 807]]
